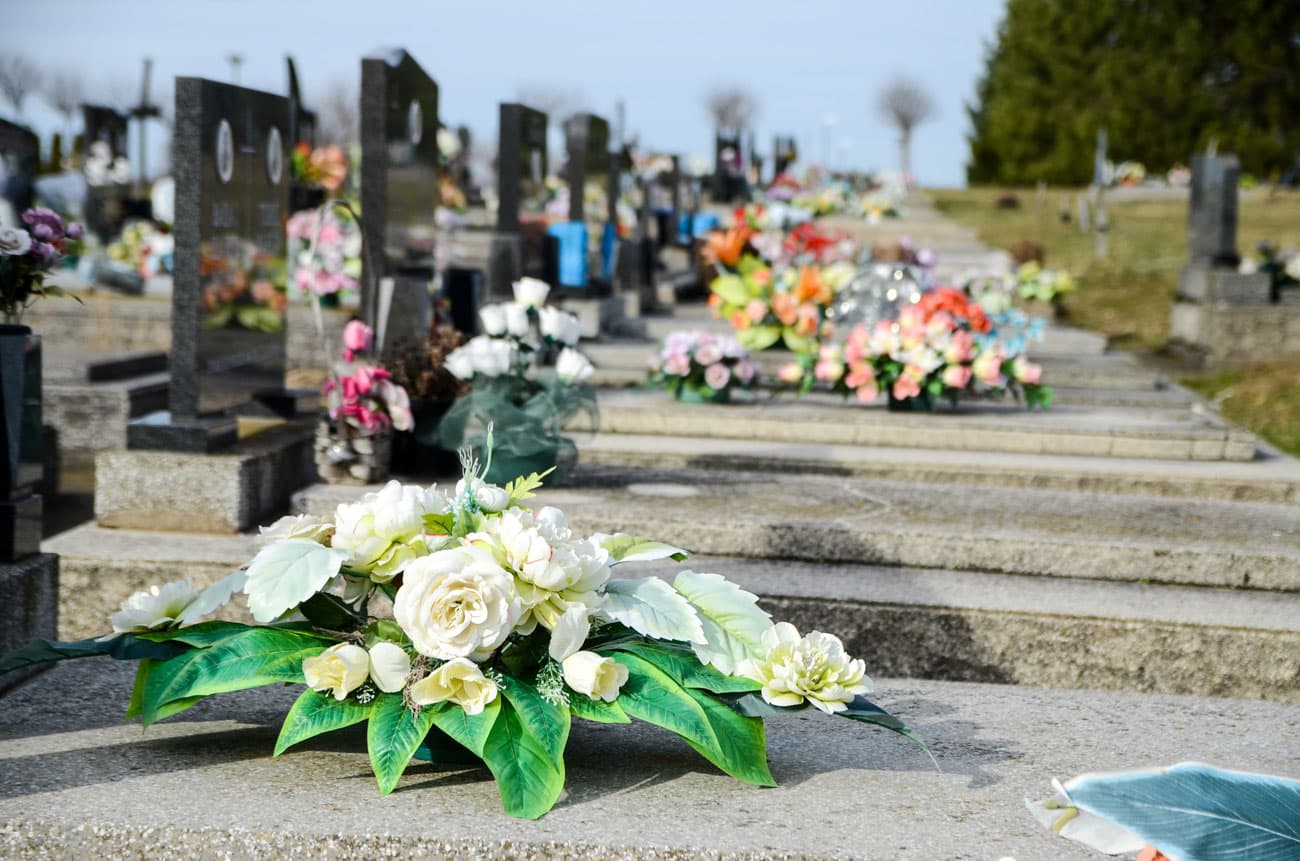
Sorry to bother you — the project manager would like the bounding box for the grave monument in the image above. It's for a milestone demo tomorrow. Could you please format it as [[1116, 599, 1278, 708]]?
[[0, 119, 38, 226], [486, 101, 548, 302], [80, 104, 134, 243]]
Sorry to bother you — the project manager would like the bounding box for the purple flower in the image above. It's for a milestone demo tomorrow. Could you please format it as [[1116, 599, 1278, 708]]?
[[65, 222, 84, 240], [31, 241, 57, 261], [21, 208, 64, 235], [32, 223, 54, 241], [704, 363, 731, 390], [662, 352, 690, 377]]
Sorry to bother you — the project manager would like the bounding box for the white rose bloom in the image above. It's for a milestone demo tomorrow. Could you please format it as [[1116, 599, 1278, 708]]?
[[303, 643, 370, 701], [547, 605, 591, 661], [445, 345, 475, 380], [332, 481, 450, 581], [738, 622, 872, 714], [1286, 254, 1300, 282], [409, 657, 498, 715], [108, 579, 202, 634], [555, 348, 594, 384], [512, 276, 551, 309], [479, 303, 508, 337], [436, 127, 461, 159], [538, 306, 581, 346], [258, 513, 333, 545], [0, 225, 32, 256], [504, 302, 531, 338], [393, 546, 521, 661], [367, 641, 412, 693], [533, 506, 572, 544], [562, 651, 628, 702], [455, 477, 510, 513]]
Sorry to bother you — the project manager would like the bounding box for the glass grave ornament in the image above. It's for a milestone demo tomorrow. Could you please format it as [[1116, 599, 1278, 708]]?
[[825, 263, 925, 332]]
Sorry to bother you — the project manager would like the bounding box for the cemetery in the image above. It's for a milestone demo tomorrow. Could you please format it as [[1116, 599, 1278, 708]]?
[[0, 5, 1298, 860]]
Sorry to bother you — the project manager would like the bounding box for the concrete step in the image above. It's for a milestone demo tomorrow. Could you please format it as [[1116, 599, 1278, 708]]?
[[589, 390, 1257, 461], [574, 432, 1300, 504], [1, 661, 1294, 860], [43, 372, 171, 454], [293, 468, 1300, 591]]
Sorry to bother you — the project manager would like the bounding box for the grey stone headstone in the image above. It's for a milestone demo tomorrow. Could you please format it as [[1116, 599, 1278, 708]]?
[[0, 119, 38, 226], [1076, 195, 1090, 232], [1188, 154, 1240, 267], [170, 77, 291, 419], [563, 113, 610, 223]]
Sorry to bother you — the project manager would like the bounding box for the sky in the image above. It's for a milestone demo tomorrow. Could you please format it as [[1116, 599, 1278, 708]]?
[[4, 0, 1006, 188]]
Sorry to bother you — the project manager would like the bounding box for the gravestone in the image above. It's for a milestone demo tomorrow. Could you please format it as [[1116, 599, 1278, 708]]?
[[773, 135, 797, 177], [1187, 154, 1240, 268], [359, 49, 441, 357], [560, 112, 614, 294], [0, 119, 38, 226], [713, 132, 743, 202], [286, 56, 322, 213], [81, 104, 133, 243], [128, 77, 293, 451], [487, 102, 548, 301]]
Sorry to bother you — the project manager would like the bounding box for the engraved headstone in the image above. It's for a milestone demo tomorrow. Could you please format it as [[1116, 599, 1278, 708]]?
[[489, 102, 548, 300], [129, 77, 291, 451], [0, 119, 38, 227], [1188, 154, 1240, 267], [81, 104, 132, 242]]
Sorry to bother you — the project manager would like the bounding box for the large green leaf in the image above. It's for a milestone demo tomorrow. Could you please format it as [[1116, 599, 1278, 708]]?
[[613, 652, 774, 787], [243, 539, 345, 623], [427, 698, 500, 758], [604, 640, 759, 694], [124, 659, 203, 722], [672, 570, 771, 675], [366, 693, 437, 795], [781, 329, 818, 354], [135, 621, 261, 647], [568, 695, 630, 724], [140, 627, 333, 726], [594, 533, 689, 564], [738, 325, 783, 351], [602, 578, 705, 644], [710, 274, 751, 306], [480, 698, 567, 819], [499, 676, 570, 762], [275, 688, 372, 756], [0, 634, 183, 676], [298, 592, 367, 629]]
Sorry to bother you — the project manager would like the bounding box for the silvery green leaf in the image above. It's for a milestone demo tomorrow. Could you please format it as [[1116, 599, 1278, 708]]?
[[177, 569, 247, 626], [601, 578, 705, 644], [592, 532, 689, 565], [672, 570, 771, 675], [243, 539, 345, 623]]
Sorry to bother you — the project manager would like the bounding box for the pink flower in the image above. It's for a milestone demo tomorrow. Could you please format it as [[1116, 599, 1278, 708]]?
[[695, 343, 723, 366], [944, 331, 975, 363], [734, 361, 757, 384], [341, 377, 360, 401], [778, 363, 804, 384], [972, 349, 1005, 386], [342, 320, 373, 361], [854, 380, 879, 403], [1013, 357, 1042, 384], [942, 365, 972, 389], [744, 299, 768, 324], [352, 365, 378, 394], [662, 352, 691, 377], [65, 222, 84, 240], [814, 358, 844, 382], [892, 375, 921, 400], [704, 363, 731, 390], [845, 361, 875, 390]]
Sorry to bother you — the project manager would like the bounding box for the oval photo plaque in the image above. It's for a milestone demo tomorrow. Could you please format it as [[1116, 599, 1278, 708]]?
[[215, 119, 234, 184], [266, 126, 283, 185], [408, 100, 423, 146]]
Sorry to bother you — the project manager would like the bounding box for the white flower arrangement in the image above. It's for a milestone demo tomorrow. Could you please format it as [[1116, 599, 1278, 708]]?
[[1, 444, 927, 819]]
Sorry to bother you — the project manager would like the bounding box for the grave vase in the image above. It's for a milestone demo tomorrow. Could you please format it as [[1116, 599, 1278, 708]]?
[[391, 398, 458, 477], [675, 384, 730, 405], [314, 420, 393, 485], [886, 389, 935, 413], [0, 325, 43, 500]]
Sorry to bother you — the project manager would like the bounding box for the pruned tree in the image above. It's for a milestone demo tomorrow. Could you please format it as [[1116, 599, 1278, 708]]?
[[45, 70, 86, 128], [705, 86, 759, 135], [0, 53, 43, 118], [316, 80, 360, 148], [878, 77, 936, 180]]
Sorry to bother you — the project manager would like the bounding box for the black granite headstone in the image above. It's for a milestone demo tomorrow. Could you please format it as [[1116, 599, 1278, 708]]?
[[713, 132, 742, 202], [773, 135, 797, 176], [0, 119, 38, 224], [563, 113, 611, 224], [81, 104, 132, 242], [164, 78, 290, 432], [1188, 154, 1240, 268], [492, 103, 548, 295]]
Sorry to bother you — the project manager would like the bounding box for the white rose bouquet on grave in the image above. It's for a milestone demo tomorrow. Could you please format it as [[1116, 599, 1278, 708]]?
[[0, 441, 928, 820]]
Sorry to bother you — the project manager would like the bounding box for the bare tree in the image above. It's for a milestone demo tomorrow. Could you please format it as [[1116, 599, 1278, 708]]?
[[0, 53, 42, 118], [877, 77, 936, 180], [704, 86, 758, 135], [45, 71, 86, 128], [315, 80, 360, 148]]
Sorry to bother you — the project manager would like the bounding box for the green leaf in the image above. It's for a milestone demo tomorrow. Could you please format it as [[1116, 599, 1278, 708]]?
[[504, 468, 555, 506], [710, 274, 750, 306], [427, 697, 500, 758], [839, 696, 935, 763], [275, 688, 372, 756], [140, 627, 333, 727], [781, 329, 818, 354], [730, 692, 810, 718], [243, 539, 345, 623], [421, 511, 458, 536], [568, 694, 631, 724], [0, 634, 183, 676], [595, 533, 689, 564], [367, 693, 437, 795], [499, 676, 570, 762], [364, 619, 411, 650], [604, 640, 759, 694], [602, 578, 705, 644], [738, 325, 782, 351], [480, 698, 567, 819], [613, 652, 775, 787], [673, 570, 772, 676], [134, 621, 260, 647], [298, 592, 366, 629]]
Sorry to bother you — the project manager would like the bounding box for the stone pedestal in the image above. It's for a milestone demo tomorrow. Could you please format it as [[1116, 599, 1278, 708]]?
[[1169, 264, 1300, 366], [0, 553, 57, 696]]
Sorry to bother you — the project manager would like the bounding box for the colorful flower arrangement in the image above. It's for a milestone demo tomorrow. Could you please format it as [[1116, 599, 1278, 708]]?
[[709, 254, 856, 354], [323, 320, 414, 434], [287, 207, 363, 300], [199, 236, 287, 333], [0, 208, 84, 323], [1012, 261, 1076, 305], [291, 143, 349, 193], [647, 330, 759, 403], [0, 451, 925, 820], [106, 220, 174, 277]]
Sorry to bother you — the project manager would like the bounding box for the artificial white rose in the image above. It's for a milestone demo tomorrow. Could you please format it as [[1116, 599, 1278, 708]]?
[[455, 477, 510, 513], [547, 605, 591, 662], [303, 643, 370, 701], [444, 346, 475, 380], [0, 225, 32, 256], [538, 306, 581, 347], [258, 513, 333, 545], [562, 651, 628, 702], [555, 348, 594, 384], [392, 546, 521, 660], [512, 276, 551, 309], [738, 622, 871, 714], [409, 657, 498, 715], [108, 579, 202, 634], [331, 480, 449, 581], [533, 506, 572, 544], [479, 303, 508, 337], [367, 641, 411, 693], [504, 302, 531, 338], [436, 127, 461, 159]]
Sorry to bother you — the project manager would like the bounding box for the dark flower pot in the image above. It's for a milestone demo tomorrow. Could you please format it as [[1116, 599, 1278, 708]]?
[[675, 385, 730, 405], [0, 324, 43, 500], [886, 389, 935, 413], [394, 398, 459, 477]]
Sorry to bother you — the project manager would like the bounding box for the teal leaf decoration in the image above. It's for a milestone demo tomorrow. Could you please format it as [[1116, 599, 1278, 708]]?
[[480, 697, 568, 819], [672, 570, 771, 675], [0, 635, 184, 676], [602, 578, 705, 644], [275, 688, 372, 756], [594, 533, 689, 564], [1052, 763, 1300, 861], [367, 693, 437, 795]]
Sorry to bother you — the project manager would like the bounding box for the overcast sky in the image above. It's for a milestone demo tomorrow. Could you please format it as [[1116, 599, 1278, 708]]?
[[5, 0, 1006, 187]]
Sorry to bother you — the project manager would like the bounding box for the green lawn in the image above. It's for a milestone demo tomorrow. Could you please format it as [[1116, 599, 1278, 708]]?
[[931, 186, 1300, 455]]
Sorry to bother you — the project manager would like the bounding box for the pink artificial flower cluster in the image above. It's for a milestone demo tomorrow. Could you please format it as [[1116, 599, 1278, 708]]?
[[650, 330, 758, 394], [323, 322, 413, 433], [286, 208, 361, 297]]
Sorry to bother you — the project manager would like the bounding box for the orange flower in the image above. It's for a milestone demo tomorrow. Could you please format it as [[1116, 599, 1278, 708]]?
[[730, 310, 752, 331], [795, 303, 820, 336], [794, 266, 831, 305], [1138, 848, 1172, 861], [708, 292, 723, 310], [703, 224, 753, 268], [918, 287, 991, 333], [771, 292, 799, 325], [752, 267, 772, 287]]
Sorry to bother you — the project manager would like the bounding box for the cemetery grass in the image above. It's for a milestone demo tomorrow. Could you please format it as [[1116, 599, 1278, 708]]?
[[932, 187, 1300, 456]]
